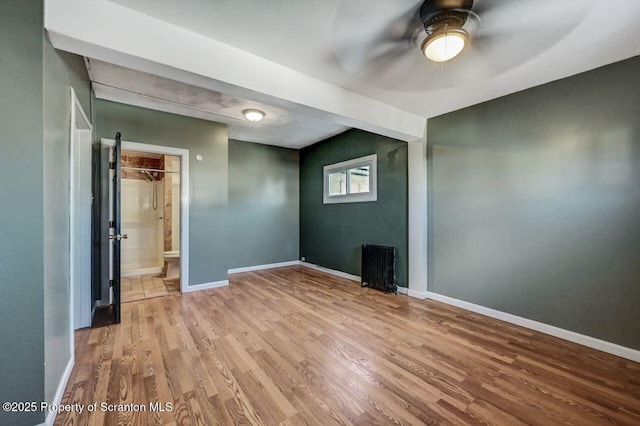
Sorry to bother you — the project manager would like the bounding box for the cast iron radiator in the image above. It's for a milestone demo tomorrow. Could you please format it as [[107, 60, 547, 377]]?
[[361, 244, 397, 293]]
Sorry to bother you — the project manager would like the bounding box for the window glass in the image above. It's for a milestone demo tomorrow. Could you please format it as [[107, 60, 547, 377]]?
[[349, 166, 370, 194], [328, 171, 347, 196]]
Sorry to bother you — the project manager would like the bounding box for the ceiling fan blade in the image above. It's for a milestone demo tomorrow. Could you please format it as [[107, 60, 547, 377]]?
[[355, 36, 485, 91], [333, 27, 410, 73], [466, 33, 539, 76], [473, 0, 593, 37], [332, 0, 423, 73], [358, 48, 427, 90]]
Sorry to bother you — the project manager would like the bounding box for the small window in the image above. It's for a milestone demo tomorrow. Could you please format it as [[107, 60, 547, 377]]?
[[323, 154, 377, 204]]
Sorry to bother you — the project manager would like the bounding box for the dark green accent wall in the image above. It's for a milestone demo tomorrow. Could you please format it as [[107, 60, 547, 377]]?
[[228, 140, 299, 268], [95, 100, 229, 286], [427, 56, 640, 349], [300, 129, 408, 287], [43, 35, 92, 410], [0, 2, 45, 424]]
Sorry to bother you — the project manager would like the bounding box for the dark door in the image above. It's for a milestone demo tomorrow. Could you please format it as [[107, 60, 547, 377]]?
[[110, 132, 124, 324]]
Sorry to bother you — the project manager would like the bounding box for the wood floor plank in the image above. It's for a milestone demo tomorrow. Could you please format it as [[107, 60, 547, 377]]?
[[56, 266, 640, 425]]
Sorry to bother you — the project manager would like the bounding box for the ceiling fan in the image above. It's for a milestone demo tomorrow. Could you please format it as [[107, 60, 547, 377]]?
[[332, 0, 592, 91]]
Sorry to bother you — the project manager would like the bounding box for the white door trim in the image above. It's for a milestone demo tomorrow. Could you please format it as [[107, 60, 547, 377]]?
[[69, 87, 92, 337], [408, 128, 428, 296], [103, 138, 190, 293]]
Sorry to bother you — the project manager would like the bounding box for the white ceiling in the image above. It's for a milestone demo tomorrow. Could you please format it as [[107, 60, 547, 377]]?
[[46, 0, 640, 148], [89, 59, 348, 148]]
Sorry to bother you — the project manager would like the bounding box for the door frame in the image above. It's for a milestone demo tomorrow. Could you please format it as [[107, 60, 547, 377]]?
[[70, 87, 93, 336], [101, 138, 190, 293]]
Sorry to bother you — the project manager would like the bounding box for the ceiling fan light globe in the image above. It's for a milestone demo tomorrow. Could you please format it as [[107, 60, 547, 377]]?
[[242, 109, 265, 122], [422, 30, 468, 62]]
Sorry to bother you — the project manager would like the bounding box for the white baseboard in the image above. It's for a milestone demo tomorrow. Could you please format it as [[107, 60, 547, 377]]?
[[121, 266, 163, 277], [426, 291, 640, 363], [182, 280, 229, 293], [43, 356, 75, 426], [300, 262, 412, 295], [408, 289, 428, 299], [228, 260, 301, 274], [300, 262, 361, 282]]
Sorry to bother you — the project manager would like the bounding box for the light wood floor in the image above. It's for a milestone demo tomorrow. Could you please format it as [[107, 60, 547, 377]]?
[[121, 273, 180, 303], [57, 266, 640, 425]]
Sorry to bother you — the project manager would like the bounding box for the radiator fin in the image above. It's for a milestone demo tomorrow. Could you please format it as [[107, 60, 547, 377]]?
[[361, 244, 397, 293]]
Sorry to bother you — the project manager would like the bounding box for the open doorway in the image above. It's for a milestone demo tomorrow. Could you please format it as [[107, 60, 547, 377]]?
[[120, 149, 182, 302], [93, 138, 190, 324]]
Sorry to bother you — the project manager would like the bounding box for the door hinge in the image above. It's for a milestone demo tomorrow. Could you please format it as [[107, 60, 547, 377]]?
[[109, 279, 114, 288], [109, 220, 115, 228], [109, 162, 116, 170]]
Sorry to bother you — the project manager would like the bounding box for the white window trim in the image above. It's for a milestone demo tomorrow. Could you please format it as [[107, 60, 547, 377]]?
[[323, 154, 377, 204]]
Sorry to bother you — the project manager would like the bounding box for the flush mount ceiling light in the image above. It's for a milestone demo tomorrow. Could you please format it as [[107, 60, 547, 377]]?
[[242, 109, 265, 122], [419, 0, 474, 63]]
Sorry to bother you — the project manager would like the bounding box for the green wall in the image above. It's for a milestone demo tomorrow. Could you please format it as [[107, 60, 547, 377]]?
[[43, 35, 92, 411], [95, 100, 229, 285], [0, 3, 90, 425], [427, 56, 640, 349], [228, 140, 299, 268], [300, 129, 408, 288], [0, 2, 45, 424]]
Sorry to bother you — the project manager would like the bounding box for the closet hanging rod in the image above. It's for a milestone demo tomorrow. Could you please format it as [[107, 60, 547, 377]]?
[[121, 166, 180, 174]]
